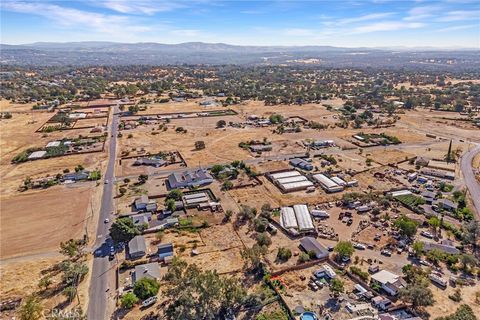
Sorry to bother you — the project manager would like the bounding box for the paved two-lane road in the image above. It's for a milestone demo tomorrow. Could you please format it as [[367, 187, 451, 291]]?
[[460, 143, 480, 219], [87, 105, 119, 320]]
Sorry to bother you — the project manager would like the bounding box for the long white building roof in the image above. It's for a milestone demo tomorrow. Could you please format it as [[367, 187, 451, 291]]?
[[280, 207, 298, 229], [293, 204, 315, 231], [281, 180, 314, 191], [277, 175, 308, 184], [270, 171, 301, 180], [331, 176, 346, 186], [313, 174, 339, 189], [183, 192, 208, 200]]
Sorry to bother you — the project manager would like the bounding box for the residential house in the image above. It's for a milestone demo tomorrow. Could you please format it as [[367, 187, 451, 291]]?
[[421, 191, 436, 204], [128, 235, 147, 259], [131, 212, 152, 228], [372, 296, 392, 311], [423, 239, 460, 255], [436, 198, 458, 212], [133, 262, 160, 283], [134, 195, 149, 211], [167, 169, 213, 189], [371, 270, 406, 296], [62, 170, 90, 182]]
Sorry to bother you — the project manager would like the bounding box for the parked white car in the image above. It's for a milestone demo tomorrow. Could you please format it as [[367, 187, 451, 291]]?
[[141, 296, 157, 308]]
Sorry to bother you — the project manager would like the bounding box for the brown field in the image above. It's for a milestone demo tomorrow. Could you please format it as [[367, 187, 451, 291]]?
[[1, 152, 105, 196], [0, 186, 92, 259], [366, 149, 414, 165], [398, 109, 480, 143], [0, 255, 63, 299], [426, 283, 480, 318], [0, 99, 38, 112], [73, 117, 107, 128]]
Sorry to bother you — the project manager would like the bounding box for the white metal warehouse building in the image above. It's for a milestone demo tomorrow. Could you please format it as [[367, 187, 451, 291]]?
[[270, 170, 314, 192], [312, 174, 344, 193]]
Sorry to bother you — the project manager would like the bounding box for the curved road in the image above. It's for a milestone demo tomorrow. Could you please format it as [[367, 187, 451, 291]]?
[[87, 106, 119, 320], [460, 144, 480, 219]]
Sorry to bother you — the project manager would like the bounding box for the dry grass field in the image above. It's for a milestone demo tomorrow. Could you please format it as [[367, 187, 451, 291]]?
[[0, 186, 93, 259]]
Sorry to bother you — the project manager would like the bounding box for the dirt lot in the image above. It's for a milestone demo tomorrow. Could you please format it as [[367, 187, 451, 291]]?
[[426, 283, 480, 318], [278, 265, 358, 319], [0, 186, 93, 259], [0, 255, 63, 299], [398, 109, 480, 143]]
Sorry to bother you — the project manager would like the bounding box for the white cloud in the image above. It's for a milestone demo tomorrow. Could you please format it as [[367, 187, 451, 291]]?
[[403, 5, 443, 21], [337, 12, 395, 25], [2, 1, 151, 35], [100, 0, 185, 15], [437, 10, 480, 22], [437, 24, 478, 32], [352, 21, 426, 33]]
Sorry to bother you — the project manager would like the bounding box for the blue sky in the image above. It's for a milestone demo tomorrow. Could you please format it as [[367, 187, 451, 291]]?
[[1, 0, 479, 47]]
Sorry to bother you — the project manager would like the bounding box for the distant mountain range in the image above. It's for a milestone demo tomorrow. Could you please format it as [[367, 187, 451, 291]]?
[[1, 41, 479, 70]]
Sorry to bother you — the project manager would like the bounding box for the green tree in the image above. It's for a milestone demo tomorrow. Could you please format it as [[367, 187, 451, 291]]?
[[446, 140, 453, 163], [120, 292, 139, 309], [435, 304, 476, 320], [166, 189, 183, 201], [138, 174, 148, 184], [222, 180, 233, 190], [195, 140, 206, 150], [133, 278, 160, 300], [330, 279, 344, 297], [38, 276, 52, 291], [59, 238, 85, 259], [428, 217, 441, 235], [412, 241, 424, 257], [163, 258, 246, 319], [334, 241, 354, 260], [165, 198, 176, 212], [277, 247, 292, 262], [110, 217, 140, 243], [400, 282, 434, 309], [18, 295, 43, 320], [256, 232, 272, 247], [241, 244, 267, 271], [269, 114, 284, 124], [216, 120, 227, 128], [394, 215, 418, 238]]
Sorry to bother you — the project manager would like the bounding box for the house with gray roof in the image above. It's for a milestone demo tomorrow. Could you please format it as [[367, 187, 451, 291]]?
[[128, 235, 147, 259], [134, 195, 149, 211], [423, 240, 460, 255], [133, 262, 160, 283], [131, 212, 152, 228], [437, 198, 458, 212], [167, 169, 213, 189]]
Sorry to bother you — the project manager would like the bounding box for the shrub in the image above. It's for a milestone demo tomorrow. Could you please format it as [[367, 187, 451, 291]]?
[[121, 292, 139, 308], [350, 266, 369, 281], [277, 247, 292, 262], [133, 278, 160, 300], [256, 232, 272, 247]]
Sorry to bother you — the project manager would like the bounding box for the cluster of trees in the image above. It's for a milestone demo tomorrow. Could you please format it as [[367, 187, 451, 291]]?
[[110, 217, 141, 243], [18, 238, 89, 320], [162, 258, 247, 319], [120, 277, 160, 309]]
